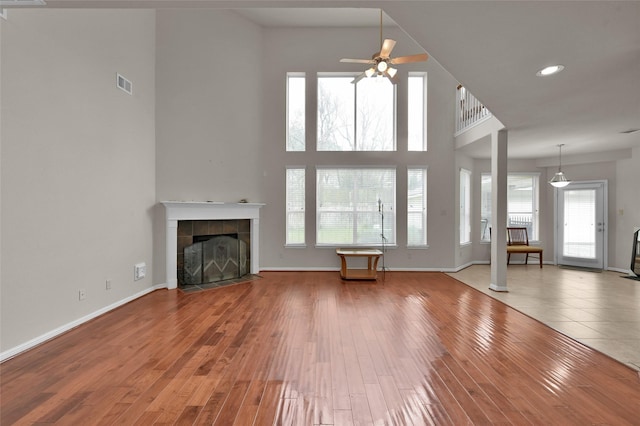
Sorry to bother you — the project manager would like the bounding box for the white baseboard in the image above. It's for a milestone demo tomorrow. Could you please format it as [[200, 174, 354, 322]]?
[[0, 283, 167, 363], [260, 266, 339, 272], [607, 266, 632, 275], [261, 266, 463, 273]]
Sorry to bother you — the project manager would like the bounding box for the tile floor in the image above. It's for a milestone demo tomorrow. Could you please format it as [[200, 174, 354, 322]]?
[[449, 264, 640, 371]]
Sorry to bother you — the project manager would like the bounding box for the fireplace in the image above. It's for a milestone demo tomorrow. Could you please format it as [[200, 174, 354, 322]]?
[[161, 202, 264, 290]]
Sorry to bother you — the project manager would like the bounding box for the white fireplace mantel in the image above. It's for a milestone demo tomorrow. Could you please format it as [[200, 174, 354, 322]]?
[[161, 201, 265, 290]]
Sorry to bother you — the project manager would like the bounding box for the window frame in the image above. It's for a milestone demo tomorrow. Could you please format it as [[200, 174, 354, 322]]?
[[285, 166, 306, 247], [407, 166, 428, 247], [460, 168, 472, 245], [408, 72, 427, 151], [286, 73, 306, 152], [316, 73, 397, 152], [480, 172, 541, 242]]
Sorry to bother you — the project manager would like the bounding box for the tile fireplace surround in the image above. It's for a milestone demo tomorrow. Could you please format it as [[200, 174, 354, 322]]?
[[161, 201, 264, 290]]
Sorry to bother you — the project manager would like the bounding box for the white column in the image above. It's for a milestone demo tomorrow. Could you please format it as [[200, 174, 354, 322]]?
[[250, 218, 260, 274], [166, 219, 178, 290], [489, 129, 508, 292]]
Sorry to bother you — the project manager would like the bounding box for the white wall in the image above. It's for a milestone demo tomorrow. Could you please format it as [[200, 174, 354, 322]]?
[[154, 9, 264, 284], [155, 9, 264, 203], [257, 26, 458, 271], [154, 14, 460, 275], [614, 145, 640, 271], [0, 9, 156, 355]]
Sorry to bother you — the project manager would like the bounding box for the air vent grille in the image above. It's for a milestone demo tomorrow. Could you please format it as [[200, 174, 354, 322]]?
[[116, 73, 132, 95]]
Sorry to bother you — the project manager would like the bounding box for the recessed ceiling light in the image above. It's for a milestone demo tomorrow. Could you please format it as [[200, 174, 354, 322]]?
[[536, 65, 565, 77]]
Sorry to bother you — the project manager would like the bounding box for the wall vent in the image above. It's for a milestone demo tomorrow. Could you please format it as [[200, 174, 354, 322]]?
[[116, 73, 132, 95], [0, 0, 46, 5]]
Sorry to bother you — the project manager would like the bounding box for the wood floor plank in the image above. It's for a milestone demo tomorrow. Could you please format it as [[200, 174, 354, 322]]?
[[2, 271, 640, 425], [253, 379, 283, 426]]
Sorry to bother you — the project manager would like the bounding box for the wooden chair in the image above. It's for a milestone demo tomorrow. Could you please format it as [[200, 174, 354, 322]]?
[[507, 227, 543, 268]]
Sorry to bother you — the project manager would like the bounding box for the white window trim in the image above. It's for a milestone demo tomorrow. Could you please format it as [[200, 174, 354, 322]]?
[[460, 168, 472, 245], [407, 166, 428, 247], [285, 166, 306, 247]]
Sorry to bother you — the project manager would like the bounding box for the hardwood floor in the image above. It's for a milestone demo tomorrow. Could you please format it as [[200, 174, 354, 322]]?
[[2, 271, 639, 425]]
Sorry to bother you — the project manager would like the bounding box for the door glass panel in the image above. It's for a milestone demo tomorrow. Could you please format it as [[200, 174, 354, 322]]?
[[562, 189, 596, 258]]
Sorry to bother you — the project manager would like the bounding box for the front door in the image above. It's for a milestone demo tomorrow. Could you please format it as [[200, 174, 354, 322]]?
[[555, 181, 607, 269]]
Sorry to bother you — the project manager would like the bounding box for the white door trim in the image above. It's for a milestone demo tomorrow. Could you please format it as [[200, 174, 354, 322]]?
[[553, 180, 608, 269]]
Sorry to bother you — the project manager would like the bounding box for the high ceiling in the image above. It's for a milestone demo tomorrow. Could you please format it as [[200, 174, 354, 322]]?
[[7, 0, 640, 161]]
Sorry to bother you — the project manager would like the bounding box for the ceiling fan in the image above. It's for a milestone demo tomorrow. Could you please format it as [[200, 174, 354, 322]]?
[[340, 10, 428, 84]]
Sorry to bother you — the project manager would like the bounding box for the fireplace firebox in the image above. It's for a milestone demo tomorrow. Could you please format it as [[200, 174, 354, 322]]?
[[176, 218, 250, 287], [183, 234, 247, 285]]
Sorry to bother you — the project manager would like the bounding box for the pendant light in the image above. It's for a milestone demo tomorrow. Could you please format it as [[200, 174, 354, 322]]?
[[549, 144, 571, 187]]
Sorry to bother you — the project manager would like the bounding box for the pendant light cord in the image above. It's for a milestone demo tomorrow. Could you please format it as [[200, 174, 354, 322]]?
[[558, 144, 564, 172]]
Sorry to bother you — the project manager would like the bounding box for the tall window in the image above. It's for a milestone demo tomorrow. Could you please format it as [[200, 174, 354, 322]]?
[[286, 167, 305, 245], [460, 169, 471, 244], [408, 73, 427, 151], [407, 167, 427, 246], [286, 73, 305, 151], [316, 168, 396, 246], [481, 173, 540, 241], [317, 75, 396, 151]]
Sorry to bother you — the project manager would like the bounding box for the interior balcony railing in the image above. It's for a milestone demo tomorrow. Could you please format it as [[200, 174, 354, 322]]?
[[456, 85, 492, 134]]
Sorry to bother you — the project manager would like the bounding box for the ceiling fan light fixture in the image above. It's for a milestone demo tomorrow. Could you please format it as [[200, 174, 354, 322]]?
[[387, 67, 397, 78], [536, 64, 565, 77], [377, 60, 388, 73], [365, 67, 376, 78]]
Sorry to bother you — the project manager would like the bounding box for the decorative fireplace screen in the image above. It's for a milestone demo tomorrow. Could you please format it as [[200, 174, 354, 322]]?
[[183, 235, 247, 285]]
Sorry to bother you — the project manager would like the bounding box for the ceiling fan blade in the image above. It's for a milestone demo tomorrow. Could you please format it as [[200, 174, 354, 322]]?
[[340, 58, 375, 64], [390, 53, 428, 65], [379, 39, 396, 58]]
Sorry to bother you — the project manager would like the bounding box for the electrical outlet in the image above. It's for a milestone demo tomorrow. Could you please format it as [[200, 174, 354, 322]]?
[[78, 289, 86, 301], [106, 279, 112, 290], [134, 263, 146, 281]]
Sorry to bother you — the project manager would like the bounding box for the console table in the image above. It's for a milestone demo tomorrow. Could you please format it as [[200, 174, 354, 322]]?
[[336, 248, 383, 280]]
